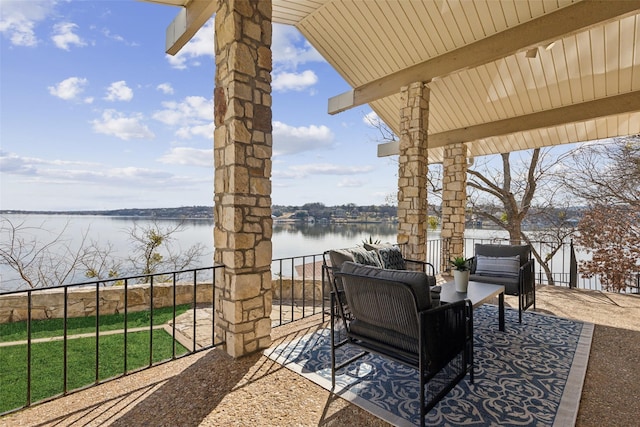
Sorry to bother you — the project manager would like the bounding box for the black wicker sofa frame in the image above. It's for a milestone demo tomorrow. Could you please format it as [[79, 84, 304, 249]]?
[[328, 261, 474, 425]]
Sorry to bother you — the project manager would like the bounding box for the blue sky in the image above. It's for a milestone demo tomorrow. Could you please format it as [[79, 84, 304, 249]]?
[[0, 0, 398, 211]]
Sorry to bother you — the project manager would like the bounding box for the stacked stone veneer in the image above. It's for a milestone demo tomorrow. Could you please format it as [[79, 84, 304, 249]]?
[[397, 82, 429, 262], [0, 283, 214, 324], [213, 0, 273, 357], [441, 142, 468, 271], [0, 278, 323, 324]]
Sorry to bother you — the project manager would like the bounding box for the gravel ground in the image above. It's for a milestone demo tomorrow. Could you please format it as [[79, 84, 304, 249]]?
[[1, 285, 639, 427]]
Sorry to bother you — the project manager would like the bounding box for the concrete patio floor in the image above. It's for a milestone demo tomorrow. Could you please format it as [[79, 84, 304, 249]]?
[[1, 285, 639, 426]]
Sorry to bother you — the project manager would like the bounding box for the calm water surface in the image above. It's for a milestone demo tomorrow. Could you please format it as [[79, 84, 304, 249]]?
[[0, 214, 508, 292]]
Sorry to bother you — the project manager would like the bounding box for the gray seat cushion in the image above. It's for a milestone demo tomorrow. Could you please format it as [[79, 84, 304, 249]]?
[[469, 274, 519, 295], [340, 262, 432, 311]]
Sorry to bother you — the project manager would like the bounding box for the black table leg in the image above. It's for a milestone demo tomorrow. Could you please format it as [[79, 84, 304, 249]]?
[[499, 292, 505, 331]]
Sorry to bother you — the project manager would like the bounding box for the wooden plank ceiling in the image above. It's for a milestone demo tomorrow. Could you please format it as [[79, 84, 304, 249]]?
[[149, 0, 640, 163]]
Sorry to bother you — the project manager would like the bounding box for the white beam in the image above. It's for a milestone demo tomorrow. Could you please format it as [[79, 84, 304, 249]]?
[[326, 90, 354, 115], [330, 0, 640, 114], [378, 91, 640, 156], [377, 141, 399, 157], [165, 0, 217, 55]]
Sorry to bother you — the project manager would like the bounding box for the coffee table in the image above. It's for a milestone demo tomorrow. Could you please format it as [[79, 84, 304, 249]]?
[[440, 281, 505, 331]]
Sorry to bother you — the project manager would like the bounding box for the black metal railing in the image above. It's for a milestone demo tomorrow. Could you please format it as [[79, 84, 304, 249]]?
[[0, 266, 223, 415], [2, 242, 638, 414], [0, 253, 334, 415], [271, 253, 326, 325]]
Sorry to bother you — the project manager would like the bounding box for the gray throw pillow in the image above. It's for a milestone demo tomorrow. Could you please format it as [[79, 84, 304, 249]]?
[[363, 242, 394, 251], [475, 254, 520, 279], [328, 249, 354, 269], [348, 247, 383, 268], [377, 246, 406, 270]]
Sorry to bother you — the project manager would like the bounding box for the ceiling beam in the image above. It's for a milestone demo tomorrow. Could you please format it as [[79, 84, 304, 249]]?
[[330, 0, 640, 115], [378, 91, 640, 156], [164, 0, 217, 55]]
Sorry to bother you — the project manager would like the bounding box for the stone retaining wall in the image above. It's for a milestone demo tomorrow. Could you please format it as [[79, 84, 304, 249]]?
[[0, 278, 324, 324], [271, 279, 325, 302], [0, 283, 214, 324]]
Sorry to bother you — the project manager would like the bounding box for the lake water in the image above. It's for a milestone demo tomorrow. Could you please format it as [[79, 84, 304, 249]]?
[[0, 214, 511, 292]]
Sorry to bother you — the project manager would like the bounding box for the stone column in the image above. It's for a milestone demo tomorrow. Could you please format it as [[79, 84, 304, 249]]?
[[441, 143, 467, 272], [213, 0, 273, 358], [397, 82, 429, 262]]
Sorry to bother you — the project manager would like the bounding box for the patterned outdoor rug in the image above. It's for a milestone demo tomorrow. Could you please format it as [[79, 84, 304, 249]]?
[[265, 305, 593, 426]]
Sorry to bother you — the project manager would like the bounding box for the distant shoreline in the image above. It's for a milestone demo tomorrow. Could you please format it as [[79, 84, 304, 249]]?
[[0, 206, 214, 219]]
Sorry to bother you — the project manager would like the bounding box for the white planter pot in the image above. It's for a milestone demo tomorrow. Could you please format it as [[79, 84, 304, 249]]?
[[453, 270, 470, 292]]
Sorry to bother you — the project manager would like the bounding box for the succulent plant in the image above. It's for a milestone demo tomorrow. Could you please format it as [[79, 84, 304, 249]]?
[[450, 256, 470, 271]]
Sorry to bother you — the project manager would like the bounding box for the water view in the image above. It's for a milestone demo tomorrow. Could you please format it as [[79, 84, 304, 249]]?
[[0, 214, 515, 293]]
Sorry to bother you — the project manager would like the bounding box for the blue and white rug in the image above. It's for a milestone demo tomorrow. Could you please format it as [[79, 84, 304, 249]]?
[[265, 305, 593, 427]]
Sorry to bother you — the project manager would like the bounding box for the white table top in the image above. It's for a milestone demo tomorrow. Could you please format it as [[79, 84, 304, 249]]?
[[440, 281, 505, 308]]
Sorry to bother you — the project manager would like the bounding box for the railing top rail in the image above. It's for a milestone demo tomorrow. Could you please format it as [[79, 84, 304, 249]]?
[[0, 264, 224, 296], [271, 253, 323, 262]]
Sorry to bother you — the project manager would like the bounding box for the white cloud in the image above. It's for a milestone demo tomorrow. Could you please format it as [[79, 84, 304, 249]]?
[[105, 80, 133, 102], [0, 151, 37, 175], [337, 178, 366, 188], [273, 121, 334, 156], [51, 22, 86, 50], [153, 96, 212, 139], [157, 147, 213, 167], [274, 163, 374, 179], [0, 150, 201, 190], [167, 19, 214, 69], [48, 76, 89, 101], [156, 83, 174, 95], [153, 96, 212, 125], [0, 0, 55, 47], [91, 110, 155, 140], [100, 28, 138, 47], [363, 111, 380, 127], [273, 70, 318, 92], [176, 123, 214, 139], [0, 150, 103, 178], [272, 24, 325, 69], [47, 165, 174, 186], [106, 167, 173, 183]]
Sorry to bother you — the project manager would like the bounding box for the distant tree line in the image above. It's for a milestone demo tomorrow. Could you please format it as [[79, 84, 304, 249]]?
[[271, 203, 402, 221]]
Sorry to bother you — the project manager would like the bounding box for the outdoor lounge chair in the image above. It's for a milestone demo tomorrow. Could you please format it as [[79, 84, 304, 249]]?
[[330, 262, 473, 426], [469, 243, 536, 322]]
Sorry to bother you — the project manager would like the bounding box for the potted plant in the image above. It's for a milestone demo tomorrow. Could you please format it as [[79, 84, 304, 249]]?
[[450, 256, 471, 292]]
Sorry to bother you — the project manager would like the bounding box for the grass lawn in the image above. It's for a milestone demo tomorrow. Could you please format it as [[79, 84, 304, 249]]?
[[0, 306, 192, 413], [0, 305, 192, 342]]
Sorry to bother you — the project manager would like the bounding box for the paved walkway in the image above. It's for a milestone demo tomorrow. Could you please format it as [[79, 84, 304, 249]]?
[[168, 303, 326, 351], [0, 325, 166, 347]]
